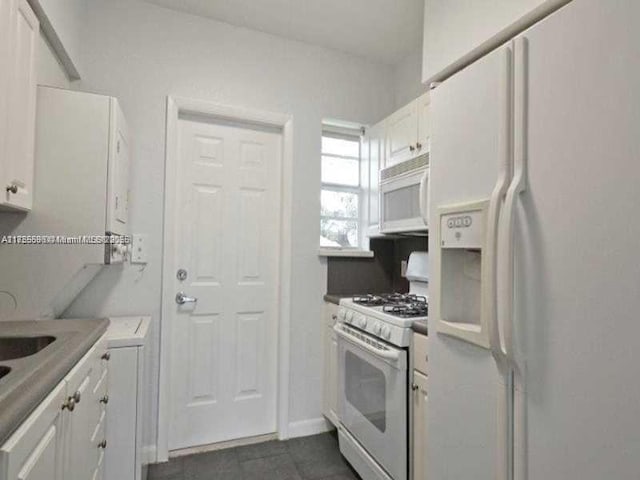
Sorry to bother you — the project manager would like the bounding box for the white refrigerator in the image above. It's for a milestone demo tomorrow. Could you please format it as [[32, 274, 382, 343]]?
[[427, 1, 640, 479]]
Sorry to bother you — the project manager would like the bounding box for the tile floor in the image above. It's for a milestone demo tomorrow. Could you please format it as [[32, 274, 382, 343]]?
[[148, 431, 361, 480]]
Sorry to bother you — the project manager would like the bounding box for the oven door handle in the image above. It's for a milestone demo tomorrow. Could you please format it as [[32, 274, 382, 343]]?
[[333, 325, 400, 361]]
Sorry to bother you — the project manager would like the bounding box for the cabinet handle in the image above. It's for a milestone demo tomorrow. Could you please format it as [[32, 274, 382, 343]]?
[[5, 184, 18, 194], [72, 391, 81, 404], [416, 142, 422, 150], [102, 352, 111, 361], [62, 398, 76, 411], [411, 383, 419, 391], [98, 440, 107, 449], [331, 315, 337, 320], [409, 145, 416, 152], [100, 395, 109, 405]]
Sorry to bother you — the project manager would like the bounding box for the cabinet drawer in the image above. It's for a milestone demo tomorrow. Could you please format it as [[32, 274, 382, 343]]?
[[412, 333, 429, 375]]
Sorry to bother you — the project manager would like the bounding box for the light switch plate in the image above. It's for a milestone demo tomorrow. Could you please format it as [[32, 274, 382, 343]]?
[[131, 234, 148, 264]]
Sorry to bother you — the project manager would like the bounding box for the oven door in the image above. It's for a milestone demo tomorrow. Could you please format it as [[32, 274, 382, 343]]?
[[335, 324, 408, 480], [379, 167, 429, 234]]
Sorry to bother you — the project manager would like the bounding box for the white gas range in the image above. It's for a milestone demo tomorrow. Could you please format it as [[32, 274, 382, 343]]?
[[337, 293, 428, 347], [335, 253, 428, 480]]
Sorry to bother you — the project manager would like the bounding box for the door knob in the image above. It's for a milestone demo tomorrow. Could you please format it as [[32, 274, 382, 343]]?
[[175, 292, 197, 305]]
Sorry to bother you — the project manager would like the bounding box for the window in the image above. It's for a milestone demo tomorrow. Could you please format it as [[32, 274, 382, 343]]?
[[320, 129, 362, 249]]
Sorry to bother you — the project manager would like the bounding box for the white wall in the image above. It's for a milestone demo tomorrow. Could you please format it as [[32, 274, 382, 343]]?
[[63, 0, 396, 455], [393, 48, 428, 111], [36, 31, 72, 89], [28, 0, 86, 78]]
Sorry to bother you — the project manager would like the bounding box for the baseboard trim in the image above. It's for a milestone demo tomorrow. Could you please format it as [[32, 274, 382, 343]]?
[[169, 433, 278, 458], [287, 417, 334, 439]]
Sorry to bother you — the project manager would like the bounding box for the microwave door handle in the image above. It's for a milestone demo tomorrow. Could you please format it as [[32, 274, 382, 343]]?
[[333, 325, 400, 361], [419, 169, 429, 226]]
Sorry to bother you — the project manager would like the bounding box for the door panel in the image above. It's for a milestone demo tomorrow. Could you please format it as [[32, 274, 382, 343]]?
[[428, 44, 509, 480], [3, 0, 38, 210], [170, 118, 282, 450], [386, 102, 418, 167], [516, 1, 640, 478]]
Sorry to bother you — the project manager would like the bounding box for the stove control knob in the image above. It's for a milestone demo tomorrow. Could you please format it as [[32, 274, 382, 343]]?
[[359, 316, 368, 329], [337, 308, 346, 321], [373, 323, 382, 336], [345, 310, 354, 323], [381, 325, 391, 340]]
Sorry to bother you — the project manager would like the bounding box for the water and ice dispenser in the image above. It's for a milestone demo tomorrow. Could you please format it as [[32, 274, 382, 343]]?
[[434, 200, 490, 348]]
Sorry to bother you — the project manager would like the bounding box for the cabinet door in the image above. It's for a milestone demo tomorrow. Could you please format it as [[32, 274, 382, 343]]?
[[385, 101, 418, 167], [104, 347, 137, 480], [1, 0, 38, 210], [0, 0, 12, 176], [367, 121, 384, 236], [417, 93, 431, 154], [63, 343, 104, 480], [107, 99, 130, 233], [322, 303, 339, 426], [412, 370, 428, 480], [0, 382, 66, 480]]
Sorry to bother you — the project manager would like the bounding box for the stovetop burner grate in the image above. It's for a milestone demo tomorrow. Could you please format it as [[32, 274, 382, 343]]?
[[352, 293, 428, 318]]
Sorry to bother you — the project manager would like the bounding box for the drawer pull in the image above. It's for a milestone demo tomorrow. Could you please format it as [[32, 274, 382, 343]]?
[[98, 440, 107, 449], [62, 398, 76, 411], [411, 383, 419, 391], [101, 352, 111, 361], [100, 395, 109, 405]]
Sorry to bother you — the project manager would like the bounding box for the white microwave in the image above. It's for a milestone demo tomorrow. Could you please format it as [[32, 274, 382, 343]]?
[[379, 154, 429, 234]]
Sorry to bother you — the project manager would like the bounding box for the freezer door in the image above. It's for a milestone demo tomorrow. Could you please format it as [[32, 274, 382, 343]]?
[[428, 44, 511, 480], [515, 1, 640, 478]]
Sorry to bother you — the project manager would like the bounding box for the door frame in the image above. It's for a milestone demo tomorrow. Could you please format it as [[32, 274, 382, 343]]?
[[157, 96, 294, 462]]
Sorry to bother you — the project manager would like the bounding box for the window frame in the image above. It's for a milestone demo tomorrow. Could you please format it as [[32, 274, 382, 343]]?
[[319, 127, 368, 252]]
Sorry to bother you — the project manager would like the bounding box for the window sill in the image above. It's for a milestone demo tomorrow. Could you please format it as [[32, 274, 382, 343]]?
[[318, 248, 374, 258]]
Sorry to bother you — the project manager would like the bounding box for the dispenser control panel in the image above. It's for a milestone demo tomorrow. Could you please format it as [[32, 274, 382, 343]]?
[[440, 208, 484, 249]]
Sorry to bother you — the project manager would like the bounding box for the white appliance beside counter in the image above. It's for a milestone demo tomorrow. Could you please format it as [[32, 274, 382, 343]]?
[[0, 87, 131, 321], [335, 252, 428, 480]]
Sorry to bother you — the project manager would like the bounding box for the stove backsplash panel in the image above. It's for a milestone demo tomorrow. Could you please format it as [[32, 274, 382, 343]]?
[[326, 237, 427, 296]]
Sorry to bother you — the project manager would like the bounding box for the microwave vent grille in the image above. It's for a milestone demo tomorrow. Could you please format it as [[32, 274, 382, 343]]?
[[381, 153, 429, 181]]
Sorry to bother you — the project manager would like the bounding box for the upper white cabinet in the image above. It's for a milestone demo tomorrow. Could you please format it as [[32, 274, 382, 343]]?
[[385, 101, 418, 167], [385, 93, 431, 168], [0, 0, 39, 211], [366, 121, 384, 236], [417, 93, 431, 153], [422, 0, 570, 83]]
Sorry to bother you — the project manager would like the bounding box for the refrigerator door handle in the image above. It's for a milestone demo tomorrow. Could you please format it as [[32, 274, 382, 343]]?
[[499, 37, 528, 368], [487, 46, 513, 371]]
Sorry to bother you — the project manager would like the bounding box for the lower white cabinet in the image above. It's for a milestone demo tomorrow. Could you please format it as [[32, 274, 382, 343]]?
[[104, 316, 149, 480], [411, 333, 429, 480], [322, 302, 339, 426], [412, 371, 428, 480], [0, 335, 109, 480]]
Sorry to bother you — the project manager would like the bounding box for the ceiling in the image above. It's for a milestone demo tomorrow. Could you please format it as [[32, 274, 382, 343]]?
[[142, 0, 424, 65]]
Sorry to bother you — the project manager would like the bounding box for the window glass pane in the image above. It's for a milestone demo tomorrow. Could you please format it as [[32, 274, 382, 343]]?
[[322, 136, 360, 158], [321, 190, 358, 219], [322, 156, 359, 186], [320, 219, 359, 248]]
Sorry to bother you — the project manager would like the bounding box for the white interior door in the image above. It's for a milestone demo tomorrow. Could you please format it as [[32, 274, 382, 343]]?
[[169, 116, 282, 450]]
